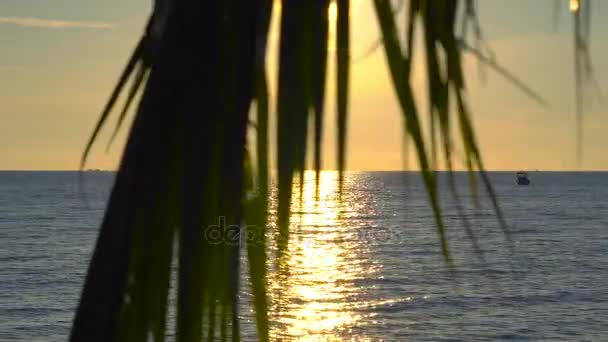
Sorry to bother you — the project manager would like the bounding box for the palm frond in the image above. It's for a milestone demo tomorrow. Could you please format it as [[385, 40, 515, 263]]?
[[572, 0, 595, 165], [336, 0, 350, 187], [80, 38, 144, 170], [72, 1, 596, 341], [312, 0, 330, 192], [458, 39, 548, 107], [373, 0, 450, 261]]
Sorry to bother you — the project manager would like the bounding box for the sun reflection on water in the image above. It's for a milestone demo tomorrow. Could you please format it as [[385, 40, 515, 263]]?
[[268, 171, 374, 341]]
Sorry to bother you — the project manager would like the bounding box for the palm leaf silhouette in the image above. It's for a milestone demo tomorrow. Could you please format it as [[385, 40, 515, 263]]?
[[72, 1, 594, 340]]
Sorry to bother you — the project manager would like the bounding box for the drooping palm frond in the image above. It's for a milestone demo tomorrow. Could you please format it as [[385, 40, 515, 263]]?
[[73, 0, 595, 341], [336, 0, 350, 188], [312, 0, 330, 192], [458, 39, 548, 107], [73, 0, 261, 340], [548, 0, 597, 164], [248, 1, 273, 340], [571, 0, 597, 165], [372, 0, 515, 261], [354, 1, 546, 255], [374, 0, 451, 260]]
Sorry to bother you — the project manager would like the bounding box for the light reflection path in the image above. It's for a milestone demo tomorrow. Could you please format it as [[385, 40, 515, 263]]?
[[268, 171, 376, 341]]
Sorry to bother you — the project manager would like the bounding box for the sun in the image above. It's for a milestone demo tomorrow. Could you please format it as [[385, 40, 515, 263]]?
[[569, 0, 580, 12], [328, 1, 338, 25]]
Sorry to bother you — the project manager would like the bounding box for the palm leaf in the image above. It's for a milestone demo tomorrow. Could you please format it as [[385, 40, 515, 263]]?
[[373, 0, 450, 261], [72, 1, 595, 341], [312, 0, 330, 192], [80, 38, 144, 169], [336, 0, 350, 186]]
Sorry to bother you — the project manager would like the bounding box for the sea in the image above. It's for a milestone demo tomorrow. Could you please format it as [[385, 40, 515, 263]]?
[[1, 171, 607, 341]]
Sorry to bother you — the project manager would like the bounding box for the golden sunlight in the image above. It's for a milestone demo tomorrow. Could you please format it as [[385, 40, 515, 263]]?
[[328, 1, 338, 25], [269, 171, 370, 340], [569, 0, 580, 12]]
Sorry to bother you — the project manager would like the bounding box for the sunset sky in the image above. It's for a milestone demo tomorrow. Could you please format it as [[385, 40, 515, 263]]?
[[1, 0, 607, 171]]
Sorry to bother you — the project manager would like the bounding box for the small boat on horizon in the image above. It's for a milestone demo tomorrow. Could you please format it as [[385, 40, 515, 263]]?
[[516, 171, 530, 185]]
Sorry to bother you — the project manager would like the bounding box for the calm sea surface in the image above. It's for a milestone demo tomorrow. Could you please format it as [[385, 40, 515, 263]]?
[[1, 171, 607, 341]]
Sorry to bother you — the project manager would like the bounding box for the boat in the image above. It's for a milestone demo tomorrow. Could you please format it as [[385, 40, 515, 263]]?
[[516, 171, 530, 185]]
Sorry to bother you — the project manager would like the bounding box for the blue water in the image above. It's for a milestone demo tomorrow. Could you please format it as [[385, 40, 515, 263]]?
[[1, 171, 607, 341]]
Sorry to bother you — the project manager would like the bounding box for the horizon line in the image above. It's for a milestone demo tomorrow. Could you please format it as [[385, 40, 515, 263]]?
[[1, 169, 608, 173]]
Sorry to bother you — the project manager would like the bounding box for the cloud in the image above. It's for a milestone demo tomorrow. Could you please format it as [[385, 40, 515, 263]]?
[[0, 16, 113, 29]]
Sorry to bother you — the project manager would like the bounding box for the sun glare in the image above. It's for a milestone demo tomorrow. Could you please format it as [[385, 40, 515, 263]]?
[[328, 1, 338, 25], [269, 171, 370, 340], [569, 0, 580, 12]]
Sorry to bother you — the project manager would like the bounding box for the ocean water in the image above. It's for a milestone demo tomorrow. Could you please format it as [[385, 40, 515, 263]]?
[[1, 171, 607, 341]]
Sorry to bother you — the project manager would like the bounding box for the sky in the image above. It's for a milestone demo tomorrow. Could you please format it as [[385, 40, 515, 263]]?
[[1, 0, 607, 171]]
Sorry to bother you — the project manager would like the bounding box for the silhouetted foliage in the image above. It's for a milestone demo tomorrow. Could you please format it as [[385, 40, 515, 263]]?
[[74, 1, 593, 341]]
